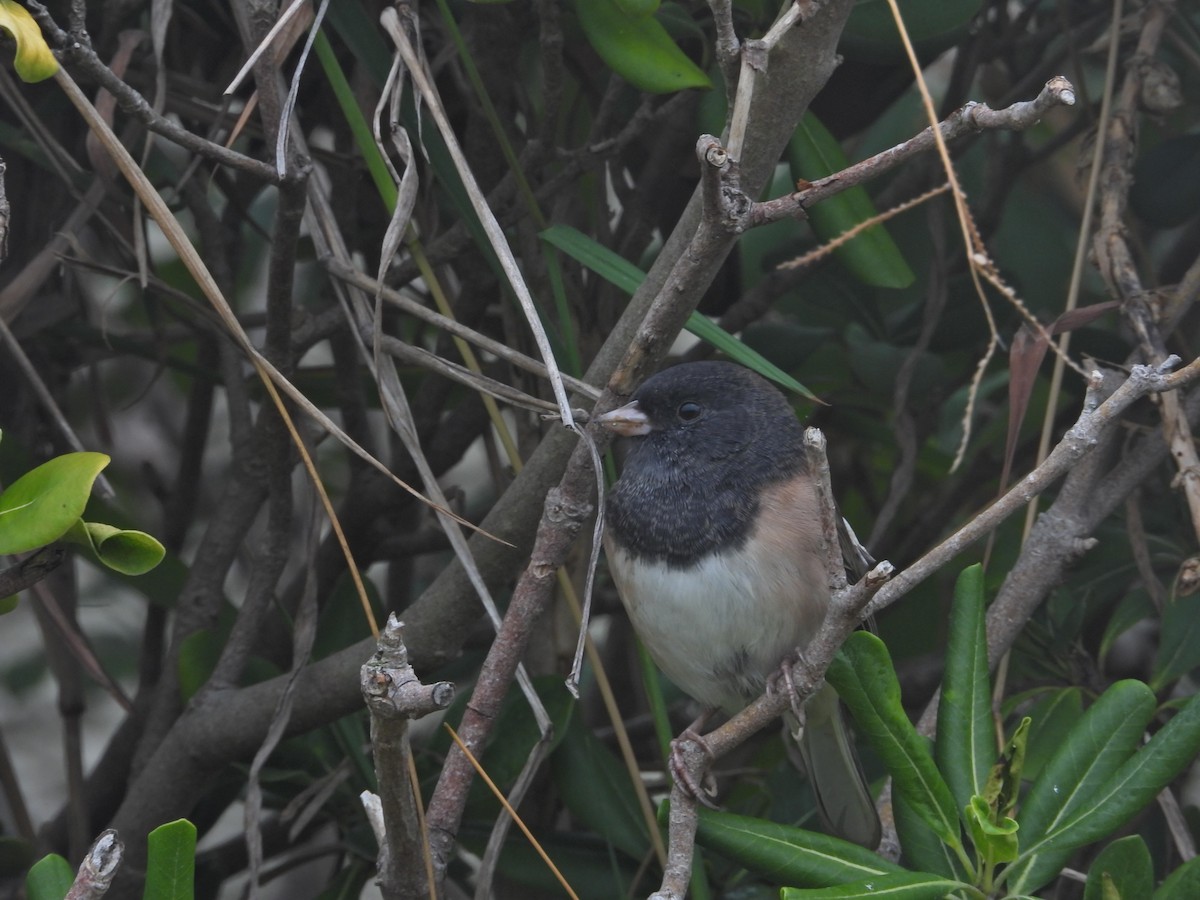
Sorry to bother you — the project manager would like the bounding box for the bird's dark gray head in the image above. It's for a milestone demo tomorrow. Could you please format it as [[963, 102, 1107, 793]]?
[[601, 361, 804, 463], [599, 361, 807, 564]]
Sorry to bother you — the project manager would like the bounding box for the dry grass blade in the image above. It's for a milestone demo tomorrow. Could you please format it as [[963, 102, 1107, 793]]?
[[324, 259, 600, 401], [777, 182, 951, 272], [51, 66, 519, 640], [883, 0, 1083, 471], [273, 0, 332, 176], [53, 68, 499, 540], [224, 0, 312, 96], [379, 7, 575, 429], [301, 2, 551, 740]]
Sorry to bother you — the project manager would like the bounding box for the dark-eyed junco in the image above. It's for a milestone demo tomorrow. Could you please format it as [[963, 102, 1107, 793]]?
[[597, 360, 880, 848]]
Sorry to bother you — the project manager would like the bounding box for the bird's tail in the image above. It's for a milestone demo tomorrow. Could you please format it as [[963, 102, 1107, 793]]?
[[786, 682, 881, 849]]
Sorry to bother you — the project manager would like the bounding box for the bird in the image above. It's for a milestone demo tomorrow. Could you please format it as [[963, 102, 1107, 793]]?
[[596, 359, 881, 848]]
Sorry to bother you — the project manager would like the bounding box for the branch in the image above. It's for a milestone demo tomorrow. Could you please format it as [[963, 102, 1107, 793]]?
[[0, 546, 66, 597], [361, 615, 454, 899], [751, 76, 1077, 228], [1089, 1, 1200, 541], [27, 3, 280, 184], [65, 830, 123, 900]]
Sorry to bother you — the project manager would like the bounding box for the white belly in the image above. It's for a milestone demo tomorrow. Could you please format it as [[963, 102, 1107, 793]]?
[[605, 533, 828, 713]]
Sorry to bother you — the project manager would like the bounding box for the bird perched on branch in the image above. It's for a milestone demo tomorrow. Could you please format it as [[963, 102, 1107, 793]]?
[[597, 360, 880, 848]]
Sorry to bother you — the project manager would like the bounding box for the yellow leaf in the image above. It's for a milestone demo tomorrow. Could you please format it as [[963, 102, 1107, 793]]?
[[0, 0, 58, 82]]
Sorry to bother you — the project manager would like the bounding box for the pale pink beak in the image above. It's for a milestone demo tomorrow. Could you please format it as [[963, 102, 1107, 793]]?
[[596, 400, 652, 437]]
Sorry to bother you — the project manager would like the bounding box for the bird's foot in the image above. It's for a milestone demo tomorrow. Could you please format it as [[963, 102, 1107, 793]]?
[[767, 651, 808, 725], [669, 713, 719, 808]]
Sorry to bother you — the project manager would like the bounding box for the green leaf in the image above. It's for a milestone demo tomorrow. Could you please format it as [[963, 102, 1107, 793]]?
[[1099, 592, 1155, 669], [828, 633, 961, 850], [573, 0, 711, 94], [1154, 854, 1200, 899], [538, 225, 818, 401], [615, 0, 660, 15], [966, 795, 1019, 864], [539, 225, 644, 295], [1007, 682, 1193, 895], [893, 789, 965, 879], [981, 716, 1029, 819], [313, 30, 397, 213], [780, 870, 972, 899], [552, 704, 649, 859], [1084, 835, 1152, 900], [935, 564, 994, 818], [0, 0, 59, 82], [64, 520, 166, 575], [483, 678, 574, 797], [0, 452, 110, 554], [1153, 593, 1200, 690], [25, 853, 73, 900], [1015, 681, 1156, 849], [143, 819, 196, 900], [788, 113, 914, 289], [690, 806, 904, 887], [178, 628, 222, 701], [684, 314, 821, 402], [1020, 687, 1083, 782]]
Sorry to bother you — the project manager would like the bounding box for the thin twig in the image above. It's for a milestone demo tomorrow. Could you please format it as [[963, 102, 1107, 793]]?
[[28, 2, 279, 184]]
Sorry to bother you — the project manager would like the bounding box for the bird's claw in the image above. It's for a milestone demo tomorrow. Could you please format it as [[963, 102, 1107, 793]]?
[[767, 652, 808, 724], [669, 727, 719, 807]]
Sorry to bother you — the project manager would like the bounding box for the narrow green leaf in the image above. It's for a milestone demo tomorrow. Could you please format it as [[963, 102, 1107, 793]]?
[[1067, 689, 1200, 843], [788, 112, 914, 289], [893, 789, 966, 879], [1153, 594, 1200, 690], [1021, 687, 1083, 782], [573, 0, 711, 95], [780, 870, 972, 899], [1084, 835, 1152, 900], [936, 564, 995, 817], [483, 677, 574, 797], [691, 806, 904, 887], [684, 314, 820, 402], [1154, 854, 1200, 899], [1016, 680, 1156, 850], [615, 0, 660, 16], [312, 30, 397, 213], [178, 629, 222, 701], [539, 225, 818, 400], [143, 819, 196, 900], [552, 704, 649, 860], [1099, 592, 1154, 668], [540, 225, 644, 295], [828, 633, 961, 850], [1007, 682, 1191, 895], [325, 0, 393, 85], [0, 0, 59, 82], [0, 452, 110, 554], [25, 854, 73, 900]]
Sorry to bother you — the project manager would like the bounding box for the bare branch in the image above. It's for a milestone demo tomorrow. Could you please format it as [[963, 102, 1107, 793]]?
[[752, 76, 1077, 228]]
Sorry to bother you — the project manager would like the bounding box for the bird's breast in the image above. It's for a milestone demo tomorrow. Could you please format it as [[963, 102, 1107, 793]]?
[[605, 477, 829, 713]]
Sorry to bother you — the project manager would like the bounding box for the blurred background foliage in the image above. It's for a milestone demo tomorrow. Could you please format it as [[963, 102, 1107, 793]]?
[[1, 0, 1199, 897]]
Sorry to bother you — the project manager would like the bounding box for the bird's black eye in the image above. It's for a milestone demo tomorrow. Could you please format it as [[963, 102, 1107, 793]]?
[[677, 401, 703, 422]]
